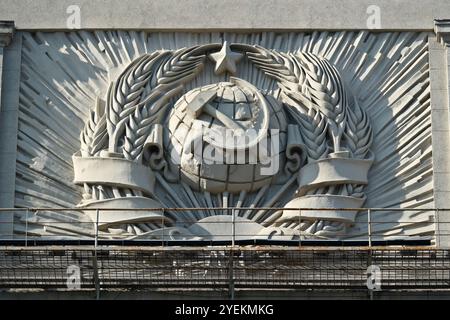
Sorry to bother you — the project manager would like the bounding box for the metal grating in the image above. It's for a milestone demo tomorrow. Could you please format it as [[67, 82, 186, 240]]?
[[0, 247, 449, 291]]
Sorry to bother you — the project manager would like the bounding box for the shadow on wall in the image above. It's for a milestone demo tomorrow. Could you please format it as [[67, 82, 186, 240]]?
[[335, 32, 433, 240], [11, 31, 434, 241]]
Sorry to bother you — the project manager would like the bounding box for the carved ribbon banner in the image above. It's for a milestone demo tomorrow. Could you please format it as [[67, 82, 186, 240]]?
[[281, 195, 366, 223], [14, 31, 432, 241], [246, 45, 374, 233], [73, 153, 156, 195], [297, 155, 373, 196], [78, 197, 170, 230], [278, 154, 373, 224], [72, 42, 374, 239]]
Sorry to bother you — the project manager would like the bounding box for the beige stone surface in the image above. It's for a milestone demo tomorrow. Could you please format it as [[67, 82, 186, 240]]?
[[0, 0, 449, 31]]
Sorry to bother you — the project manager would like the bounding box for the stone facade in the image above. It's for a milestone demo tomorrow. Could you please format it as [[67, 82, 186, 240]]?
[[0, 0, 449, 245]]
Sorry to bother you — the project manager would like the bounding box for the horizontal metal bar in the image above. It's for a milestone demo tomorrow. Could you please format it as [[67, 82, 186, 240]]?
[[0, 207, 444, 212], [0, 220, 442, 224], [0, 243, 438, 251], [0, 247, 449, 291]]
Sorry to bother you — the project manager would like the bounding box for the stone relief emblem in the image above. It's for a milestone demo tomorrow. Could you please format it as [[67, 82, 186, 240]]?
[[73, 42, 373, 240]]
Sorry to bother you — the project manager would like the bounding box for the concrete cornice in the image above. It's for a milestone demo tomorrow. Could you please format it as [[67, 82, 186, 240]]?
[[435, 19, 450, 46], [0, 0, 449, 31], [0, 21, 14, 47]]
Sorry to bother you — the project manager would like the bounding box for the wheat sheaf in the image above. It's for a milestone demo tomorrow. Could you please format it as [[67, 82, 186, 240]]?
[[79, 47, 206, 158], [344, 97, 373, 159], [105, 52, 161, 152], [80, 97, 107, 157], [79, 46, 206, 205], [247, 46, 373, 203], [122, 47, 205, 161], [247, 47, 350, 156]]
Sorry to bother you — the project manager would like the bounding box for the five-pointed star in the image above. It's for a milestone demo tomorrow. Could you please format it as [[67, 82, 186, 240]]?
[[208, 41, 243, 75]]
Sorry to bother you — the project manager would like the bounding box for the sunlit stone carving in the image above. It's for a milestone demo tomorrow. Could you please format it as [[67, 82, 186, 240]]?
[[68, 42, 376, 239], [164, 79, 287, 193], [13, 31, 433, 241]]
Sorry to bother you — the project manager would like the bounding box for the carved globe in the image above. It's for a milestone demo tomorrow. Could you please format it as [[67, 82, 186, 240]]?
[[164, 80, 287, 194]]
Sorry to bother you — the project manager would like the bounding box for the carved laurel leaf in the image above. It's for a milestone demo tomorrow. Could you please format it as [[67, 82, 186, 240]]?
[[104, 46, 205, 154], [247, 47, 348, 153], [152, 47, 205, 88], [286, 106, 328, 161], [297, 53, 345, 120], [295, 52, 347, 152], [80, 111, 96, 157], [122, 105, 158, 161], [106, 52, 161, 145], [122, 46, 206, 160], [80, 98, 108, 157], [344, 97, 373, 159], [247, 47, 300, 87], [345, 184, 365, 198]]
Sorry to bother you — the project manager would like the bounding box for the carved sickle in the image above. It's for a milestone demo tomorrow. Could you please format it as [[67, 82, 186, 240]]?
[[186, 90, 243, 131]]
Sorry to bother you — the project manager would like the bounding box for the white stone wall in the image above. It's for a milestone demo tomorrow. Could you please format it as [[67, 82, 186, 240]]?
[[1, 30, 434, 241], [0, 0, 448, 30], [0, 0, 449, 245]]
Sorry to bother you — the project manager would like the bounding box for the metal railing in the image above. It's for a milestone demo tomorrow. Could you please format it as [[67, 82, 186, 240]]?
[[1, 246, 450, 297], [0, 206, 446, 297], [0, 206, 438, 247]]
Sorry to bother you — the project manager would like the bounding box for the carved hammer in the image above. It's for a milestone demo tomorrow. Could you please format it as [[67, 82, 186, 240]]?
[[186, 91, 243, 131]]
